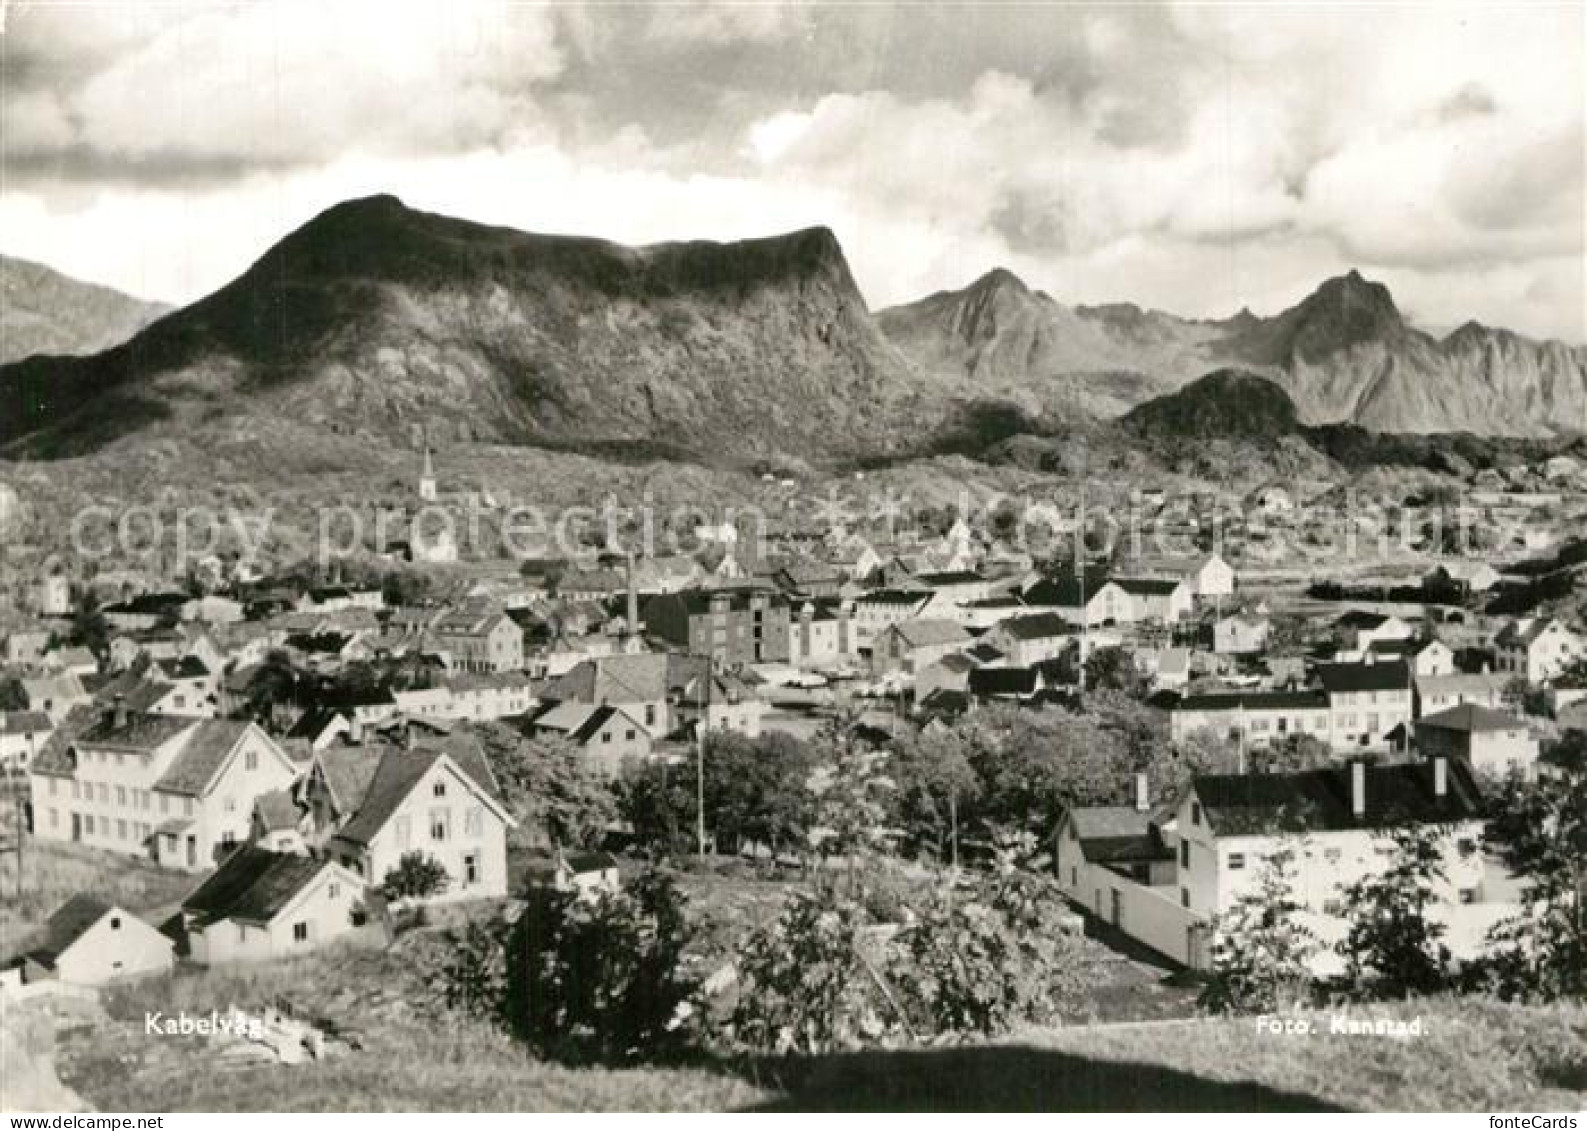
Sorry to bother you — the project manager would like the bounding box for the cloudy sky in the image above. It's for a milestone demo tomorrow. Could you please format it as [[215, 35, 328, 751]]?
[[3, 1, 1583, 341]]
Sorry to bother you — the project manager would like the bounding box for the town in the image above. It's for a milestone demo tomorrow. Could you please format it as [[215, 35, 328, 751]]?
[[1, 437, 1584, 1109]]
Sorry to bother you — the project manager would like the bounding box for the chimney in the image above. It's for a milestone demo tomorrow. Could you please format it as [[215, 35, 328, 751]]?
[[1433, 755, 1448, 799], [1135, 772, 1150, 813], [625, 552, 639, 636], [1351, 760, 1366, 819], [112, 692, 128, 730]]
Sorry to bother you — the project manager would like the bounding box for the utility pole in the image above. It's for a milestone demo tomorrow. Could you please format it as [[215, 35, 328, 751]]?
[[696, 673, 707, 858], [1077, 478, 1089, 698]]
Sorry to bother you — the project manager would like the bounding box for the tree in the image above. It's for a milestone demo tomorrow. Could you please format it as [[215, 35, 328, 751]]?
[[1336, 825, 1453, 998], [381, 850, 451, 901], [619, 759, 697, 858], [700, 730, 817, 858], [68, 589, 109, 661], [890, 860, 1084, 1038], [1253, 733, 1332, 775], [521, 867, 699, 1062], [245, 649, 301, 726], [1084, 645, 1147, 697], [1200, 843, 1319, 1013], [1482, 738, 1587, 1001], [889, 726, 978, 866], [730, 885, 889, 1054]]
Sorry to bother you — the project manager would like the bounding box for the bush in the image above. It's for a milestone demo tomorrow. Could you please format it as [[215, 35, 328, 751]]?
[[380, 850, 451, 902], [522, 868, 699, 1063]]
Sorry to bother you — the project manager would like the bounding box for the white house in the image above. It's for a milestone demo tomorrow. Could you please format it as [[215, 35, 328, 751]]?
[[11, 896, 174, 986], [182, 846, 369, 965], [1494, 618, 1584, 684], [29, 710, 300, 871]]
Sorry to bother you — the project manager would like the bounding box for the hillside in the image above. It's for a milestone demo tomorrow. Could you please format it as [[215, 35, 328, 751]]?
[[0, 255, 168, 364], [0, 196, 939, 462], [881, 268, 1587, 437]]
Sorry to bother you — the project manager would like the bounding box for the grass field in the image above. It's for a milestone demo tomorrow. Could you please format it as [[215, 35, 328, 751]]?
[[0, 839, 197, 951]]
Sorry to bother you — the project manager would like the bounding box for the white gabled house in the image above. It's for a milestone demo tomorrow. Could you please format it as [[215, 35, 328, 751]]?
[[28, 708, 300, 871], [8, 895, 174, 986], [182, 846, 370, 965], [1493, 617, 1584, 684]]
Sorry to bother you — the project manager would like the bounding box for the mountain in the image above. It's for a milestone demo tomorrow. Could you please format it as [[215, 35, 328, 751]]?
[[0, 195, 938, 461], [1121, 369, 1301, 440], [880, 268, 1587, 437], [0, 255, 169, 364]]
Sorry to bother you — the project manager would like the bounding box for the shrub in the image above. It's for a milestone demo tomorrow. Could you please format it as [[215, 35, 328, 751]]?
[[380, 850, 451, 902], [521, 867, 699, 1063]]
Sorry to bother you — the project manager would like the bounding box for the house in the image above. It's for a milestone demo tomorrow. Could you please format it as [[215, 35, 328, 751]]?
[[4, 627, 52, 666], [773, 563, 844, 599], [541, 652, 671, 736], [869, 619, 973, 677], [915, 653, 976, 703], [17, 672, 91, 724], [1424, 560, 1500, 597], [1415, 704, 1539, 779], [1062, 759, 1499, 973], [671, 665, 764, 738], [1213, 615, 1270, 657], [1367, 637, 1456, 678], [431, 604, 523, 674], [1415, 672, 1508, 718], [1138, 647, 1191, 691], [1169, 690, 1332, 749], [1021, 571, 1135, 627], [967, 665, 1048, 704], [1494, 618, 1584, 684], [641, 589, 791, 665], [554, 850, 621, 898], [250, 788, 306, 853], [983, 613, 1072, 668], [284, 709, 355, 753], [1335, 611, 1415, 653], [849, 589, 932, 649], [1190, 553, 1236, 602], [1182, 761, 1496, 970], [306, 742, 514, 901], [0, 710, 52, 772], [1054, 780, 1175, 897], [182, 846, 369, 965], [28, 709, 300, 871], [528, 701, 653, 776], [1313, 660, 1414, 752], [9, 896, 174, 986], [1114, 577, 1193, 623], [914, 570, 994, 609], [787, 600, 854, 665]]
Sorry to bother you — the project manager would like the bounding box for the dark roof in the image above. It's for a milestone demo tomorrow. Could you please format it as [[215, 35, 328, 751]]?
[[995, 612, 1072, 641], [562, 850, 619, 873], [855, 588, 932, 606], [0, 710, 50, 736], [915, 570, 984, 586], [155, 719, 253, 797], [334, 743, 499, 846], [1021, 569, 1112, 607], [1176, 690, 1328, 712], [24, 895, 115, 967], [1335, 610, 1395, 629], [1114, 577, 1183, 597], [1191, 760, 1484, 836], [1416, 703, 1527, 734], [183, 846, 331, 926], [1314, 660, 1411, 694], [27, 704, 97, 777], [968, 666, 1041, 697], [1062, 806, 1175, 865], [77, 710, 194, 752]]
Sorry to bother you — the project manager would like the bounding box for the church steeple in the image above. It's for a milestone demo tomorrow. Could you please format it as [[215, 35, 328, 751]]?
[[418, 441, 437, 502]]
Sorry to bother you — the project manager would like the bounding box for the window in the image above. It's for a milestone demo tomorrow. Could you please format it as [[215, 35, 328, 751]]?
[[644, 705, 656, 726], [1458, 888, 1478, 905], [465, 806, 483, 837], [1323, 898, 1343, 916], [464, 853, 479, 886], [245, 750, 258, 771], [224, 797, 236, 813], [328, 882, 339, 899], [625, 729, 637, 741], [159, 794, 169, 815], [433, 781, 447, 798], [602, 731, 611, 744], [1180, 888, 1190, 908], [1227, 853, 1246, 870], [1179, 841, 1190, 868], [293, 922, 308, 943], [1190, 802, 1201, 825], [1457, 837, 1477, 858], [117, 819, 128, 840], [110, 916, 121, 930], [430, 808, 449, 841]]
